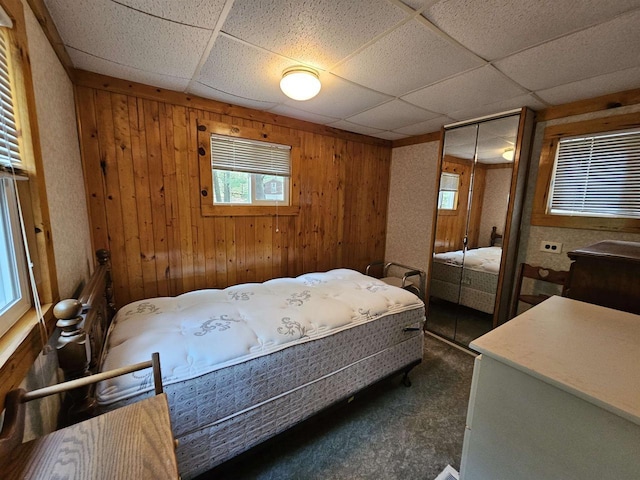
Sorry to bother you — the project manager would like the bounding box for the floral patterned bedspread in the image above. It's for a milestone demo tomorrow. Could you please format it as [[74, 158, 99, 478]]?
[[96, 269, 423, 404]]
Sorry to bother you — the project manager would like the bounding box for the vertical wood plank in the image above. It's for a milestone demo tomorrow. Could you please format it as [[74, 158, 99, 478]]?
[[142, 99, 170, 297], [158, 102, 182, 295], [94, 90, 129, 305], [128, 96, 158, 299], [75, 87, 109, 251]]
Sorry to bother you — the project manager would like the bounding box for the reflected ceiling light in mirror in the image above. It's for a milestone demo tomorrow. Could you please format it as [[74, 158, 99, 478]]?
[[280, 66, 321, 101], [502, 148, 515, 161]]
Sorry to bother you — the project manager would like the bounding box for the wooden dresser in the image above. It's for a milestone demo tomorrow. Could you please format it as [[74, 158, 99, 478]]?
[[565, 240, 640, 315]]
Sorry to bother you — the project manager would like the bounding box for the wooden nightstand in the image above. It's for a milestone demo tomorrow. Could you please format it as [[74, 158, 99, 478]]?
[[2, 393, 179, 479]]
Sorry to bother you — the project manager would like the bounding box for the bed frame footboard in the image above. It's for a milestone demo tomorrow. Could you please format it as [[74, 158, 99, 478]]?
[[54, 249, 114, 425]]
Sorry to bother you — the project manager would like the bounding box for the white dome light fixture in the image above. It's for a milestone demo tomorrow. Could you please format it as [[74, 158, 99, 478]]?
[[280, 66, 321, 101], [502, 148, 515, 161]]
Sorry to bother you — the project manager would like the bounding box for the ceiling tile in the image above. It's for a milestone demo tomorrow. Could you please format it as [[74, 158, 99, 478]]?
[[402, 66, 526, 114], [346, 99, 439, 130], [398, 0, 431, 11], [393, 116, 454, 136], [268, 104, 339, 125], [423, 0, 640, 61], [334, 19, 484, 96], [45, 0, 210, 78], [188, 82, 279, 111], [221, 0, 408, 70], [67, 48, 191, 92], [494, 10, 640, 91], [535, 66, 640, 105], [372, 131, 409, 141], [448, 94, 548, 122], [327, 120, 385, 136], [284, 73, 391, 118], [111, 0, 228, 29], [197, 35, 292, 103]]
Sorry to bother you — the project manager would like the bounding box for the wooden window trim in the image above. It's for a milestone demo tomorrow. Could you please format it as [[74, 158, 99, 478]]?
[[0, 0, 59, 412], [197, 119, 301, 217], [531, 112, 640, 233]]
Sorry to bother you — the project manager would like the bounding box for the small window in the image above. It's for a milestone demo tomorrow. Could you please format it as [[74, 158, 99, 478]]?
[[0, 178, 30, 336], [548, 129, 640, 219], [197, 120, 300, 217], [438, 172, 459, 210], [532, 113, 640, 233], [210, 134, 291, 206]]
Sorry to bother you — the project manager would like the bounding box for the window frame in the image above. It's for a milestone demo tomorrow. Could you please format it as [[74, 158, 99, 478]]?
[[531, 112, 640, 233], [197, 119, 301, 216], [437, 171, 460, 211], [0, 176, 30, 337]]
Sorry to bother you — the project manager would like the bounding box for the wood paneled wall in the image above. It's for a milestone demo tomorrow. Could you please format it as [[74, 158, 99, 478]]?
[[74, 84, 392, 307], [433, 156, 487, 253]]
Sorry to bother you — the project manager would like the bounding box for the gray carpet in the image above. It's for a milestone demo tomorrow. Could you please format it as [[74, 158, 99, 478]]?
[[197, 334, 475, 480]]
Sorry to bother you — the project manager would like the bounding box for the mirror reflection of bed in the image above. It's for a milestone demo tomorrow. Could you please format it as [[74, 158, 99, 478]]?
[[426, 111, 533, 348], [428, 228, 503, 345]]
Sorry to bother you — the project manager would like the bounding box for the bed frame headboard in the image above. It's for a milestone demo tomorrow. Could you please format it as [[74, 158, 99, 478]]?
[[54, 249, 114, 424], [490, 226, 503, 247]]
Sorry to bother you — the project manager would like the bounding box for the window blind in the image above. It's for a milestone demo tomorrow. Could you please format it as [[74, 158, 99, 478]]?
[[440, 172, 459, 191], [549, 129, 640, 219], [0, 31, 21, 169], [210, 134, 291, 177]]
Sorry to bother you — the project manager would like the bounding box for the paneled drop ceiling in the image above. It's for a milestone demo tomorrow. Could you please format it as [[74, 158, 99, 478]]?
[[44, 0, 640, 140]]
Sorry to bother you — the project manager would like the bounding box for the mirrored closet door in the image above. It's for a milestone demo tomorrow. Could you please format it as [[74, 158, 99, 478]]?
[[426, 109, 535, 348]]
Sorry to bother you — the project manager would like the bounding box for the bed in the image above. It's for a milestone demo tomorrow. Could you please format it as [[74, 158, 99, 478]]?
[[54, 252, 425, 479], [430, 228, 503, 314]]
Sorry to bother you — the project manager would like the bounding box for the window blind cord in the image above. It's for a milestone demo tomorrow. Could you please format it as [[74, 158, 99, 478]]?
[[10, 168, 50, 355]]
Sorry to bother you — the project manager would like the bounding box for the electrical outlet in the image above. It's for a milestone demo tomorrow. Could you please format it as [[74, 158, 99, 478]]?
[[539, 240, 563, 254]]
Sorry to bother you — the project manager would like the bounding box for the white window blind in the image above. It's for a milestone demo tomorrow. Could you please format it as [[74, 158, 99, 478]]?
[[548, 129, 640, 219], [210, 134, 291, 177], [0, 31, 21, 169]]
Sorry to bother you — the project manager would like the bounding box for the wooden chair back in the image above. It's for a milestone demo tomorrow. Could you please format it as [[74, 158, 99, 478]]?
[[510, 263, 570, 318]]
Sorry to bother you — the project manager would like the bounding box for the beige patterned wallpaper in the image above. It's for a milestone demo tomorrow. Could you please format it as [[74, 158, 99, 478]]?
[[385, 142, 439, 282], [25, 3, 92, 299]]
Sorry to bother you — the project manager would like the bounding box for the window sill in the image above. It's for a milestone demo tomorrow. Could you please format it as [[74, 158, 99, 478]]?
[[0, 304, 55, 412], [531, 212, 640, 233], [201, 205, 300, 217]]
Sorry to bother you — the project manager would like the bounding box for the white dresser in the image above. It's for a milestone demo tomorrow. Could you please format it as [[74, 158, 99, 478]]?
[[460, 296, 640, 480]]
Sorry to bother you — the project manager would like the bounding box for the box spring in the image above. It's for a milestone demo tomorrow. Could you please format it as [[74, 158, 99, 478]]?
[[101, 307, 424, 478]]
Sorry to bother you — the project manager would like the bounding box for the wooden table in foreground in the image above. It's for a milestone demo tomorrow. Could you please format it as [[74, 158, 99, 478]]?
[[3, 393, 179, 479]]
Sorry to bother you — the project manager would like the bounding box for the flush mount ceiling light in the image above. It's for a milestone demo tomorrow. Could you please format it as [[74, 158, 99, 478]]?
[[280, 66, 321, 101], [502, 148, 515, 161]]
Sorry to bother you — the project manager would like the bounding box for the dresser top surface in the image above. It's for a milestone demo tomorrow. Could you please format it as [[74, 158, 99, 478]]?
[[567, 240, 640, 262], [471, 296, 640, 425]]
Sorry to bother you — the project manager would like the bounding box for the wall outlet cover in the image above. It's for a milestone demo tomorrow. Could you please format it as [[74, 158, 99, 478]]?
[[539, 240, 563, 254]]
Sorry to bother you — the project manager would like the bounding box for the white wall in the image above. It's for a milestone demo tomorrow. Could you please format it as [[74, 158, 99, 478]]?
[[384, 141, 439, 281], [19, 1, 93, 440]]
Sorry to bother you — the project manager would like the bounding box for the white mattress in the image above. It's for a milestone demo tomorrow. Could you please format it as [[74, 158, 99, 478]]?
[[97, 269, 422, 404], [433, 246, 502, 274]]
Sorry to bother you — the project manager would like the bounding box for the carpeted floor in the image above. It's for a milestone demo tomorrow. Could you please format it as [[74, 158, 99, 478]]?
[[196, 334, 475, 480]]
